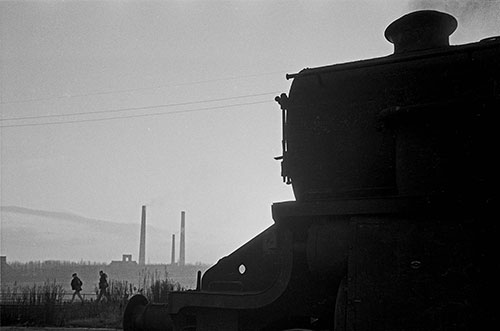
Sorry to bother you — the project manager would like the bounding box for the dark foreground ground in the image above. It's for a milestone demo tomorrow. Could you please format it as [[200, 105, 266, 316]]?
[[0, 327, 121, 330]]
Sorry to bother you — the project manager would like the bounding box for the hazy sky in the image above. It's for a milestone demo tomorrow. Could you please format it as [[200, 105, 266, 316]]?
[[1, 0, 499, 264]]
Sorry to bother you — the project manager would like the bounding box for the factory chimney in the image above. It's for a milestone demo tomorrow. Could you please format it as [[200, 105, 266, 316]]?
[[171, 234, 176, 265], [179, 211, 186, 266], [138, 205, 146, 266]]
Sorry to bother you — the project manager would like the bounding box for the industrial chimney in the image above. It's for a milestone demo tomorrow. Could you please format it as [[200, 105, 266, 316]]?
[[171, 234, 176, 265], [138, 205, 146, 266], [179, 211, 186, 266]]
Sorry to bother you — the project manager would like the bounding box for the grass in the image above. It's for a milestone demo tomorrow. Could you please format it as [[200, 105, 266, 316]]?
[[0, 273, 183, 328]]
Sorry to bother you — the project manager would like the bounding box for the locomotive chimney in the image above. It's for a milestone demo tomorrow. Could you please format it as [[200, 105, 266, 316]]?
[[385, 10, 457, 54], [171, 234, 176, 265], [179, 211, 186, 266], [139, 205, 146, 266]]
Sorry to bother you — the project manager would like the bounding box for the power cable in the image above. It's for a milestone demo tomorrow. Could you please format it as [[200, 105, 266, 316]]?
[[1, 91, 281, 122], [0, 71, 288, 105], [0, 100, 275, 128]]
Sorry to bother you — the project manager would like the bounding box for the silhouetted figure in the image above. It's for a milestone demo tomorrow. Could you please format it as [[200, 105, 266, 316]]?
[[95, 270, 110, 303], [70, 273, 84, 303]]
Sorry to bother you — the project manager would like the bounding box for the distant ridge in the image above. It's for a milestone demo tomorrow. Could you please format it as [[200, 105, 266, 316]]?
[[1, 205, 133, 227], [0, 205, 171, 263]]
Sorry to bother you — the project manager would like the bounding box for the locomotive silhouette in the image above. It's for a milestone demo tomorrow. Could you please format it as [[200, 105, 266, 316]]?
[[124, 10, 499, 331]]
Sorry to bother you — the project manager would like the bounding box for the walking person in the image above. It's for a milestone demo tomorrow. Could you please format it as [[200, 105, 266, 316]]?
[[70, 273, 84, 303], [95, 270, 110, 303]]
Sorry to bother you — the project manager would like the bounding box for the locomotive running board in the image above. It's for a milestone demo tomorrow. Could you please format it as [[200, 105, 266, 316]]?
[[167, 225, 293, 312]]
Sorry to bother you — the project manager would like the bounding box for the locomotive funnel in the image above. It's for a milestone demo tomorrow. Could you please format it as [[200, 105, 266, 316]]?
[[385, 10, 457, 53]]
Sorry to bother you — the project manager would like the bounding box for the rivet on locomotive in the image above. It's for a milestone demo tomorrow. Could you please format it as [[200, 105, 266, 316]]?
[[123, 10, 499, 331]]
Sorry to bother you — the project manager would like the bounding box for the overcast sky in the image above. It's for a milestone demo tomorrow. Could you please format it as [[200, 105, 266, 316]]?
[[1, 0, 499, 264]]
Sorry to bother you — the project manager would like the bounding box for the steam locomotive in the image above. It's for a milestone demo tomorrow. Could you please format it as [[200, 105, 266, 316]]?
[[124, 10, 499, 331]]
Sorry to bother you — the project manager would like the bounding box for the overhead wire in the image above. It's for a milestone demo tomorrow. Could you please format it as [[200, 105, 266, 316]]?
[[0, 70, 288, 105], [0, 99, 275, 128], [0, 91, 282, 122]]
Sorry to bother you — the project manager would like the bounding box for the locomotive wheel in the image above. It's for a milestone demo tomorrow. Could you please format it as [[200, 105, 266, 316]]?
[[123, 294, 149, 331]]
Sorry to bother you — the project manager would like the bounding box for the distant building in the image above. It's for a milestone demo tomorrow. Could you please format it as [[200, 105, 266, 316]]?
[[0, 256, 14, 283], [110, 254, 138, 266]]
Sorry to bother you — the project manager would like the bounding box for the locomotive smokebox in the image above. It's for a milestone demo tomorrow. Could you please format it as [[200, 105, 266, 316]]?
[[385, 10, 457, 53]]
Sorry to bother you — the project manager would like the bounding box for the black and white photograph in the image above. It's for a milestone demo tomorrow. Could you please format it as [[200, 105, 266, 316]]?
[[1, 1, 499, 330]]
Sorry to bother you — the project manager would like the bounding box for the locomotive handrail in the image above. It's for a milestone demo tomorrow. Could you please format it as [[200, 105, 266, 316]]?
[[285, 36, 500, 81], [275, 93, 291, 184]]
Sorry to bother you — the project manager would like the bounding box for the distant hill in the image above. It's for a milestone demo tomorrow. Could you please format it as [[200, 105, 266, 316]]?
[[0, 206, 172, 264]]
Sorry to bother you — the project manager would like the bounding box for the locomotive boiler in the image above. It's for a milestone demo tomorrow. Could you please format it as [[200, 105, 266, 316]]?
[[124, 10, 499, 331]]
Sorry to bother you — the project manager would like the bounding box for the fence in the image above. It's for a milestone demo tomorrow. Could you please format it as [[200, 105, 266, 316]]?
[[0, 291, 102, 304]]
